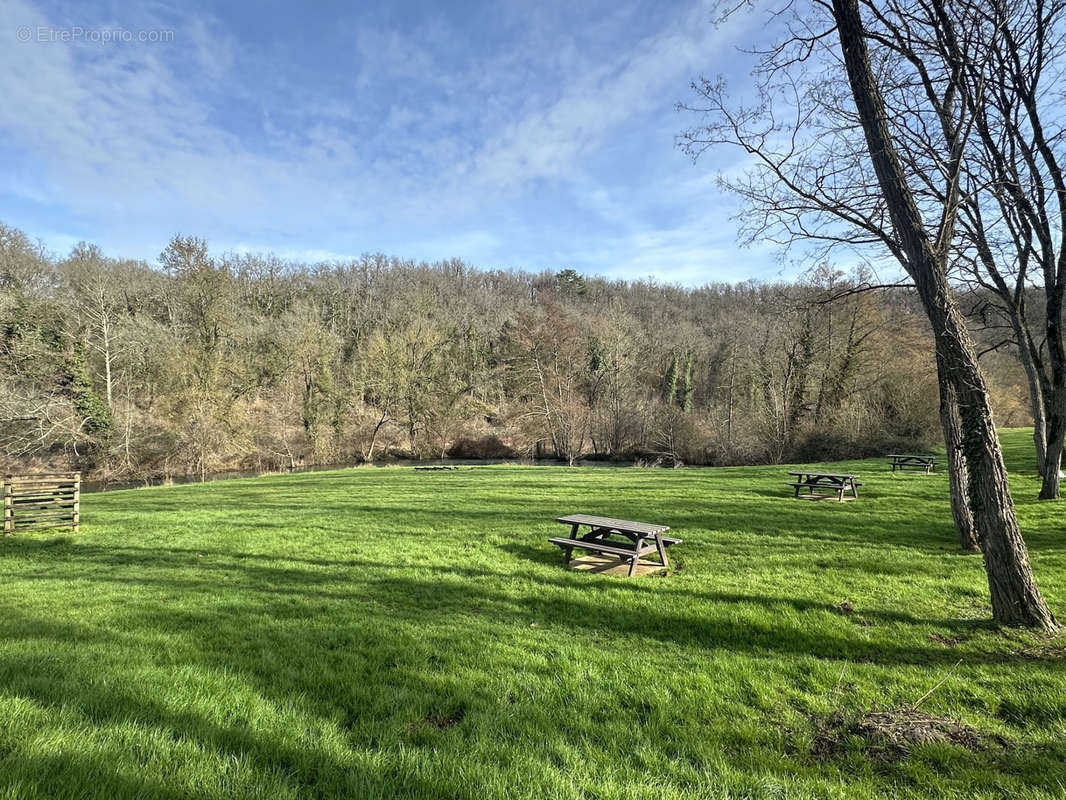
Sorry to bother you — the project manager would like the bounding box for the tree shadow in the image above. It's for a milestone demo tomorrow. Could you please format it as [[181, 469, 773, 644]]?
[[0, 635, 478, 800], [2, 536, 1063, 799], [0, 538, 1043, 667]]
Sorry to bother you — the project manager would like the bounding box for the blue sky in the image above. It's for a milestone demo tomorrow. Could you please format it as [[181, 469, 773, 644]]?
[[0, 0, 784, 283]]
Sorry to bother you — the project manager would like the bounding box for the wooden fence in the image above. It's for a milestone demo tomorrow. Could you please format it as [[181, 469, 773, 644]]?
[[2, 472, 80, 535]]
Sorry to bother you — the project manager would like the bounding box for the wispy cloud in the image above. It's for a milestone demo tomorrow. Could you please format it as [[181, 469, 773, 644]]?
[[0, 0, 770, 284]]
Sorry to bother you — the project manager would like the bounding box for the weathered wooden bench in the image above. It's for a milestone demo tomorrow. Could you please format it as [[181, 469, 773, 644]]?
[[787, 471, 862, 502], [887, 454, 937, 474], [548, 513, 681, 577]]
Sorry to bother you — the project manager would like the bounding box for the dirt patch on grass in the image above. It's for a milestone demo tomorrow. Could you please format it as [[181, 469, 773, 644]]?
[[810, 708, 992, 761], [405, 707, 466, 736], [1013, 643, 1066, 662], [928, 632, 963, 647], [833, 600, 873, 626], [833, 600, 855, 616]]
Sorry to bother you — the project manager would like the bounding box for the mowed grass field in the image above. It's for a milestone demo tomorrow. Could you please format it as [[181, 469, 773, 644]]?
[[1, 429, 1064, 799]]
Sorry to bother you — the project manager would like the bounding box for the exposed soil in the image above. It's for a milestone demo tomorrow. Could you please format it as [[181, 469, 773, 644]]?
[[406, 707, 466, 736], [1013, 643, 1066, 661], [833, 600, 873, 626], [810, 708, 995, 762], [928, 632, 963, 648]]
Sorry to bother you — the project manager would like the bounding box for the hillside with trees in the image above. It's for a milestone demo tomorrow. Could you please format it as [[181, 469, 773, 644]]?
[[0, 221, 1029, 482]]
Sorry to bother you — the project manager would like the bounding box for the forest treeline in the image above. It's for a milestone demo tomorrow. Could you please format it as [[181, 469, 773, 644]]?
[[0, 221, 1030, 481]]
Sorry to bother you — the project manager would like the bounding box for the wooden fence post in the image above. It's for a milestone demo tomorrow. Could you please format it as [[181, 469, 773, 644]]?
[[72, 473, 81, 533], [2, 478, 11, 536]]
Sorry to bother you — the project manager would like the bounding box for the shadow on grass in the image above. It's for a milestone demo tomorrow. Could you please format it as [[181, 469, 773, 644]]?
[[2, 537, 1063, 799], [91, 500, 982, 562], [0, 538, 1038, 667], [1, 751, 209, 800], [0, 632, 478, 800]]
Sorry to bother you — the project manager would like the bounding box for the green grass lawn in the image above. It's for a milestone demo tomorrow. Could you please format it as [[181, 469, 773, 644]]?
[[1, 428, 1064, 799]]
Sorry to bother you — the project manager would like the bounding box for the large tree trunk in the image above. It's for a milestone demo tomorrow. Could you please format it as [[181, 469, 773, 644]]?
[[833, 0, 1057, 631], [937, 353, 978, 552], [1039, 389, 1065, 499], [1012, 324, 1049, 478], [1010, 304, 1063, 498], [1031, 381, 1049, 479], [1034, 49, 1066, 499], [931, 266, 1056, 629]]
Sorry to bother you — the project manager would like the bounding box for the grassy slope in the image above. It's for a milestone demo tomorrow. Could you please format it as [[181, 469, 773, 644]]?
[[0, 429, 1064, 800]]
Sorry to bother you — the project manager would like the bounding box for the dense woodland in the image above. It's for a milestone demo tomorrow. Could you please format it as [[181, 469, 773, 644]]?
[[0, 221, 1030, 482]]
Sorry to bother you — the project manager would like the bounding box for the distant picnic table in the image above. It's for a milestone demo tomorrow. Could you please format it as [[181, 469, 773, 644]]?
[[887, 454, 937, 474], [787, 471, 862, 502], [548, 514, 681, 577]]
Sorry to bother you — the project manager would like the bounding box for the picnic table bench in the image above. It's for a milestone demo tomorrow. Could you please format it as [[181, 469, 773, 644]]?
[[887, 454, 937, 473], [787, 471, 862, 502], [548, 514, 681, 577]]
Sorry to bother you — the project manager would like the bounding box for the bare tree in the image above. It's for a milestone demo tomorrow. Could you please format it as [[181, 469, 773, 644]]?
[[160, 235, 243, 481], [682, 0, 1056, 629], [832, 0, 1054, 629], [62, 243, 126, 413], [506, 300, 594, 465], [948, 0, 1066, 499]]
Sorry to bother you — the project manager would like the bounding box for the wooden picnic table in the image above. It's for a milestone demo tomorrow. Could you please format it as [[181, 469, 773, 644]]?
[[548, 514, 681, 577], [787, 471, 862, 502], [886, 454, 937, 474]]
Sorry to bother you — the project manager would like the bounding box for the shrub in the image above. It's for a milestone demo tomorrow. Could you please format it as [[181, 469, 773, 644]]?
[[446, 435, 517, 460]]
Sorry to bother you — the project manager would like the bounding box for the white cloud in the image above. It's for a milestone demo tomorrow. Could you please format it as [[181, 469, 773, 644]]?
[[0, 0, 776, 285], [463, 2, 730, 190]]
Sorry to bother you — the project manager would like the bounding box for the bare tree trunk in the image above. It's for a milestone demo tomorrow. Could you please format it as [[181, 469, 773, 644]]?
[[937, 352, 978, 552], [943, 330, 1055, 627], [1025, 361, 1049, 478], [122, 373, 133, 468], [1006, 310, 1062, 496], [365, 410, 388, 461], [102, 319, 114, 411], [1006, 317, 1050, 478], [967, 215, 1054, 485], [726, 334, 736, 448], [833, 0, 1057, 631], [1039, 390, 1065, 499]]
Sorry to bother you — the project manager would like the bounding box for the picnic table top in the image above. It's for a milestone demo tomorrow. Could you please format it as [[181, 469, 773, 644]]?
[[886, 454, 937, 459], [787, 471, 859, 480], [556, 513, 670, 536]]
